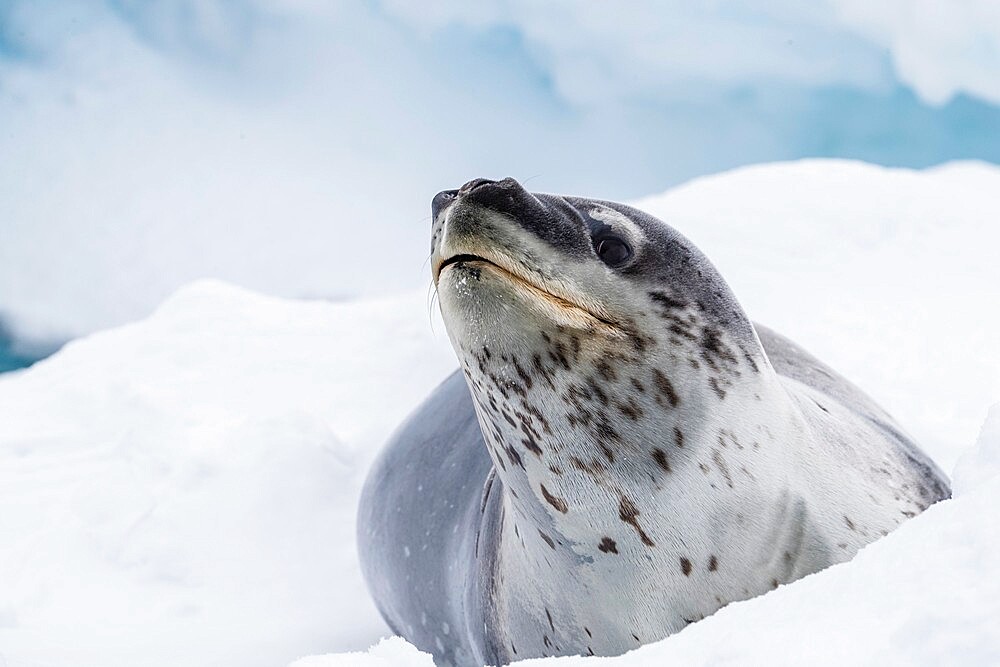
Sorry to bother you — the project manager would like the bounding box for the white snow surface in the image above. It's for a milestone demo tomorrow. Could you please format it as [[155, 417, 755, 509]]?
[[1, 159, 999, 666], [0, 282, 456, 667]]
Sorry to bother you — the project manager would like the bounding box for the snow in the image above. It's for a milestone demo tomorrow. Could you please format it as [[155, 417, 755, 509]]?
[[1, 160, 999, 666], [0, 281, 455, 667], [288, 638, 434, 667], [954, 404, 1000, 495]]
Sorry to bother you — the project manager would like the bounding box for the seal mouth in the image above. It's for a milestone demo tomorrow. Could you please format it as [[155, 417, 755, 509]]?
[[438, 253, 488, 274], [436, 251, 621, 332]]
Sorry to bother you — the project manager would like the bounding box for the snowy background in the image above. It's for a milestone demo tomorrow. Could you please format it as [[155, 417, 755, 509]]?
[[2, 2, 1000, 666]]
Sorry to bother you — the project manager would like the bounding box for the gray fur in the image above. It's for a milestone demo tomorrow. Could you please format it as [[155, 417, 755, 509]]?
[[358, 178, 949, 666]]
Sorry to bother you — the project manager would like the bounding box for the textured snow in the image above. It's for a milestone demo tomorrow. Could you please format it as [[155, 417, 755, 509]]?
[[288, 637, 435, 667], [1, 160, 998, 666], [0, 282, 455, 667]]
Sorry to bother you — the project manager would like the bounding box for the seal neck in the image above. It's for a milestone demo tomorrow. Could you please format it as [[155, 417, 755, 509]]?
[[460, 326, 828, 655]]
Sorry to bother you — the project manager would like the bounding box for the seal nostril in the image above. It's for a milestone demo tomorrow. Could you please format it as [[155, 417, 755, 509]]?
[[458, 178, 495, 195]]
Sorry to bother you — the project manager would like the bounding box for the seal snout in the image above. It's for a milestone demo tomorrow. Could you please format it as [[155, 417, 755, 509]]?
[[432, 177, 527, 221], [458, 177, 496, 195]]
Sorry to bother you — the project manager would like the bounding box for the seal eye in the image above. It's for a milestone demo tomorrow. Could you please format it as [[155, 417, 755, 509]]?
[[595, 237, 632, 266]]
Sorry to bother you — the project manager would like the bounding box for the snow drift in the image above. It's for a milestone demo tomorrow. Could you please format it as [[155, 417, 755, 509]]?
[[1, 160, 998, 666], [0, 282, 455, 666]]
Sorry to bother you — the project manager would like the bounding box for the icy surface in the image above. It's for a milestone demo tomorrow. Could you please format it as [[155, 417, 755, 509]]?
[[1, 160, 999, 666], [0, 282, 455, 667], [288, 637, 435, 667]]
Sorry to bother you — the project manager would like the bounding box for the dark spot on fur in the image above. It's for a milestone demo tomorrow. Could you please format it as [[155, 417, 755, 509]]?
[[512, 358, 533, 390], [546, 607, 555, 632], [595, 420, 620, 444], [570, 455, 606, 478], [701, 326, 738, 369], [619, 496, 655, 547], [616, 398, 642, 420], [595, 359, 617, 382], [586, 377, 609, 406], [844, 516, 856, 531], [674, 426, 685, 448], [668, 323, 698, 341], [540, 484, 569, 514], [649, 291, 688, 311], [593, 441, 614, 465], [652, 448, 671, 473], [532, 353, 556, 390], [680, 557, 692, 576], [598, 537, 618, 554], [712, 449, 734, 488], [708, 555, 718, 572], [708, 377, 727, 399], [521, 402, 553, 435], [505, 445, 524, 470], [651, 368, 679, 407], [521, 432, 543, 457]]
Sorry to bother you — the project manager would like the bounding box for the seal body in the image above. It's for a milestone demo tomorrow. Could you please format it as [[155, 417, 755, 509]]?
[[357, 178, 950, 666]]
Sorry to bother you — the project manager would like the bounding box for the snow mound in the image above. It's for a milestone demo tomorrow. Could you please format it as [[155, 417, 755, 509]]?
[[0, 280, 456, 667], [953, 404, 1000, 494], [288, 637, 434, 667]]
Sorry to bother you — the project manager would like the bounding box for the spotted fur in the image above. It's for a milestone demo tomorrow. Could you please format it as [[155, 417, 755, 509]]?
[[358, 178, 950, 667]]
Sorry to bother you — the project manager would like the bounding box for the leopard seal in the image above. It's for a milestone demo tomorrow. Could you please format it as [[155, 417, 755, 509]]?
[[357, 177, 950, 666]]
